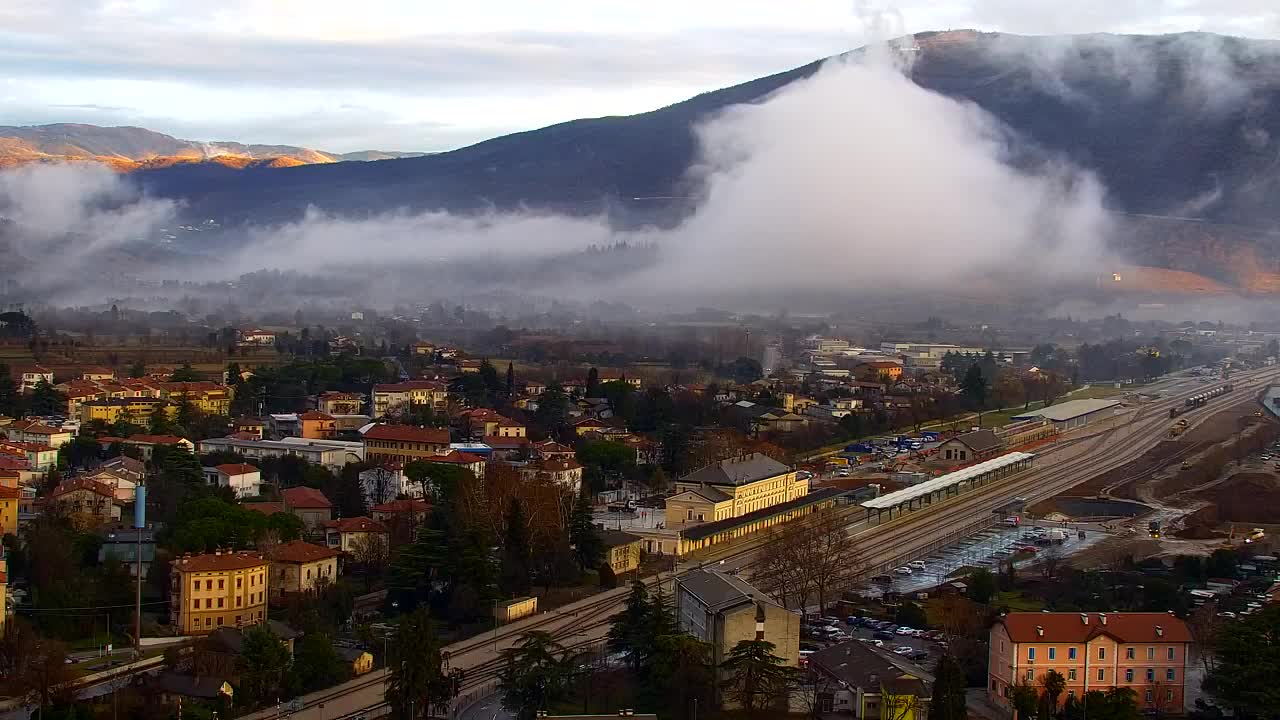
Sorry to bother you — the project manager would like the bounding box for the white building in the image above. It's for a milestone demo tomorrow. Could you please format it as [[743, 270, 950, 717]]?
[[198, 437, 365, 471], [202, 463, 263, 499]]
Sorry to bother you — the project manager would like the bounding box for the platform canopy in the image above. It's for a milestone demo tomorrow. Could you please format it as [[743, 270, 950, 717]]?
[[860, 451, 1035, 510]]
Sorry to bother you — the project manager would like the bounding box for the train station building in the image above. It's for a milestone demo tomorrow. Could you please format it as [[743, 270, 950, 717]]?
[[1011, 398, 1122, 431], [859, 451, 1036, 523]]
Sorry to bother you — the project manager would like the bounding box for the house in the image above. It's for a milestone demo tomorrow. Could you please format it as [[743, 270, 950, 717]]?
[[856, 360, 903, 381], [100, 455, 145, 484], [361, 423, 450, 464], [520, 457, 584, 492], [0, 440, 58, 472], [665, 453, 807, 527], [12, 365, 53, 393], [481, 435, 528, 460], [337, 647, 375, 676], [203, 463, 262, 499], [531, 439, 575, 460], [412, 341, 435, 356], [121, 434, 195, 461], [242, 502, 285, 517], [934, 429, 1004, 464], [371, 380, 450, 416], [298, 411, 337, 440], [4, 420, 73, 449], [266, 540, 341, 598], [170, 550, 270, 634], [358, 464, 414, 507], [280, 487, 334, 531], [806, 640, 932, 718], [727, 402, 809, 435], [197, 437, 364, 471], [420, 450, 487, 478], [598, 373, 642, 389], [317, 391, 364, 416], [203, 620, 301, 660], [268, 413, 301, 438], [675, 570, 801, 704], [159, 382, 233, 415], [600, 530, 642, 576], [50, 478, 120, 526], [371, 498, 431, 526], [0, 567, 6, 636], [0, 484, 17, 536], [150, 673, 234, 705], [83, 468, 137, 503], [238, 328, 276, 345], [80, 367, 115, 381], [98, 527, 156, 579], [79, 397, 175, 426], [988, 612, 1192, 713], [323, 516, 389, 554], [233, 417, 266, 439]]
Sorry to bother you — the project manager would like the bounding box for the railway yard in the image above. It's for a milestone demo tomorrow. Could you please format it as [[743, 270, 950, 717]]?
[[243, 366, 1280, 720]]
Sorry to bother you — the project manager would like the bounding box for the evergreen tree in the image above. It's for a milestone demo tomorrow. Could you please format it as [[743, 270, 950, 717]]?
[[960, 363, 988, 412], [585, 367, 600, 398], [606, 580, 651, 669], [500, 499, 532, 596], [646, 634, 714, 720], [931, 655, 969, 720], [127, 361, 146, 378], [719, 639, 800, 713], [0, 364, 19, 417], [28, 379, 63, 417], [387, 607, 464, 718], [226, 362, 243, 386], [533, 384, 570, 439], [506, 362, 515, 397], [236, 626, 292, 708], [568, 492, 603, 571], [498, 632, 574, 720]]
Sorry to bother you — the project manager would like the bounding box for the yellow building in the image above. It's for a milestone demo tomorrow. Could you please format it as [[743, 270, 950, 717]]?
[[361, 424, 450, 464], [159, 382, 233, 415], [0, 567, 6, 637], [665, 453, 807, 527], [323, 516, 389, 553], [0, 484, 18, 537], [338, 647, 375, 675], [79, 398, 176, 425], [170, 551, 269, 635], [371, 381, 450, 416], [266, 540, 340, 598], [600, 530, 642, 576]]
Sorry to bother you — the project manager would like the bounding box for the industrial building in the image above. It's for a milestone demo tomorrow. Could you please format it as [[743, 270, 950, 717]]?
[[1011, 399, 1122, 431], [860, 452, 1036, 523]]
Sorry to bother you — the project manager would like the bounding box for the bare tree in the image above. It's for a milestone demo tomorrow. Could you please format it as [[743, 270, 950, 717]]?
[[1186, 604, 1221, 675], [754, 509, 862, 614], [1038, 544, 1064, 580]]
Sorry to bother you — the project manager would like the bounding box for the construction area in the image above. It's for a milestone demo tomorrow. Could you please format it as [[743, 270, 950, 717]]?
[[1031, 395, 1280, 562]]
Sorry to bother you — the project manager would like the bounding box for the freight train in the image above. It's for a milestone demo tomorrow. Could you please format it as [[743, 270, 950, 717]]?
[[1184, 383, 1233, 408]]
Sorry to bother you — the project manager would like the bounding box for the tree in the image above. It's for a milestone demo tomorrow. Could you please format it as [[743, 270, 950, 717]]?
[[235, 625, 292, 709], [606, 580, 651, 669], [726, 356, 764, 384], [0, 620, 76, 714], [533, 384, 570, 438], [292, 632, 344, 693], [966, 568, 997, 604], [506, 362, 516, 396], [170, 363, 200, 382], [500, 499, 533, 596], [0, 364, 18, 417], [585, 367, 600, 398], [895, 601, 928, 630], [1205, 605, 1280, 716], [1010, 683, 1040, 720], [28, 378, 64, 417], [498, 632, 575, 720], [387, 607, 463, 719], [931, 655, 968, 720], [568, 493, 603, 571], [1041, 669, 1066, 712], [960, 363, 987, 415], [646, 633, 714, 720], [576, 440, 637, 483], [128, 361, 146, 378], [719, 638, 800, 713]]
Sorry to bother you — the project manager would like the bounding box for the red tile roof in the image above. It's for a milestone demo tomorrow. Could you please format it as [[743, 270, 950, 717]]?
[[9, 422, 62, 435], [371, 498, 430, 514], [0, 455, 30, 470], [482, 435, 528, 448], [51, 477, 116, 500], [281, 486, 333, 509], [534, 458, 583, 473], [215, 463, 259, 476], [267, 540, 340, 564], [426, 450, 485, 465], [298, 411, 334, 421], [996, 612, 1192, 644], [242, 502, 285, 516], [325, 516, 388, 533], [124, 434, 188, 445], [362, 424, 449, 444], [0, 485, 21, 499], [0, 441, 53, 453], [174, 551, 267, 573]]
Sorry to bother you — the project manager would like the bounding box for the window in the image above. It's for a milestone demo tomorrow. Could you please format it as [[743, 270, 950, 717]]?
[[686, 510, 693, 520], [1125, 669, 1134, 682], [1068, 647, 1077, 660], [205, 618, 212, 627], [1025, 669, 1034, 681], [218, 579, 225, 590], [192, 581, 200, 593], [1099, 647, 1106, 660], [205, 580, 212, 590], [1097, 669, 1105, 681], [1067, 691, 1075, 698], [1147, 647, 1155, 660], [1067, 669, 1076, 681], [1028, 648, 1036, 661], [237, 577, 242, 588], [1166, 689, 1174, 702], [1168, 647, 1176, 660], [1146, 669, 1154, 682], [217, 616, 224, 626], [1166, 669, 1175, 682], [1048, 648, 1056, 660], [236, 597, 242, 607], [306, 568, 312, 579], [217, 598, 224, 608], [192, 600, 199, 610], [991, 680, 997, 691], [205, 598, 212, 609], [1125, 647, 1135, 660], [1001, 641, 1006, 652]]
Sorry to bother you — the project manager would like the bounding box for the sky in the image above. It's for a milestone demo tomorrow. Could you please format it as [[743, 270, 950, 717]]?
[[2, 0, 1279, 152]]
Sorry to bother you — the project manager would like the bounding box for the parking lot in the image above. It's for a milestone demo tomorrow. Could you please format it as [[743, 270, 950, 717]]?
[[801, 615, 945, 672]]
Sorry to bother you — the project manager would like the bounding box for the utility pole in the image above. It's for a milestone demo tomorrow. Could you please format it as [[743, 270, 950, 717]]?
[[134, 482, 147, 656]]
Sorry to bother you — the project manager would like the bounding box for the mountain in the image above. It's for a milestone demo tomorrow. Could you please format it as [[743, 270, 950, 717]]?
[[0, 123, 425, 171]]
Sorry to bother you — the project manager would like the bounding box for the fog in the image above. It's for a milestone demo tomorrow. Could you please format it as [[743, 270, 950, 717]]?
[[0, 46, 1164, 314]]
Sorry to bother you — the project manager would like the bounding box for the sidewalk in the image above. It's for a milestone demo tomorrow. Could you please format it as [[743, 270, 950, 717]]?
[[966, 688, 1009, 720]]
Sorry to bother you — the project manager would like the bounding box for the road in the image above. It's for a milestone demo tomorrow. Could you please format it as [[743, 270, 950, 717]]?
[[244, 367, 1278, 720]]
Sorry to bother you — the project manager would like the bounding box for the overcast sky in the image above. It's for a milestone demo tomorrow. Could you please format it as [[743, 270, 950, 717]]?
[[2, 0, 1278, 152]]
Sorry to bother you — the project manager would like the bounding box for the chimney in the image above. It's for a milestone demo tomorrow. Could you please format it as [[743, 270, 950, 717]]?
[[1081, 613, 1089, 625], [1036, 625, 1044, 637], [1100, 613, 1107, 625], [1155, 625, 1164, 637]]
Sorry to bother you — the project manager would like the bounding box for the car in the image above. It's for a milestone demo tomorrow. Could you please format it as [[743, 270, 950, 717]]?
[[910, 650, 931, 662], [911, 629, 927, 638], [909, 560, 927, 570], [860, 638, 885, 647], [800, 643, 820, 652], [1019, 546, 1039, 554], [1217, 611, 1238, 619], [820, 616, 842, 627], [896, 627, 914, 635], [895, 567, 913, 575], [874, 631, 895, 641], [799, 649, 815, 662], [893, 646, 914, 655], [846, 615, 861, 626]]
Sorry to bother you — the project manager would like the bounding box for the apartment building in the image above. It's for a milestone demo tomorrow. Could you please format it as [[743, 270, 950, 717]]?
[[370, 380, 449, 417], [988, 612, 1191, 713], [265, 540, 340, 598], [361, 424, 450, 465], [171, 551, 270, 635]]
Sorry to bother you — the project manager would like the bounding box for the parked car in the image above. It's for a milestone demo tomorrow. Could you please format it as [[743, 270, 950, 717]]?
[[910, 650, 930, 662], [893, 646, 914, 655], [872, 575, 893, 584], [1217, 611, 1238, 619], [909, 560, 927, 571], [896, 627, 914, 635], [820, 616, 842, 626], [895, 567, 913, 575], [910, 629, 927, 638], [860, 638, 885, 648], [874, 631, 895, 641]]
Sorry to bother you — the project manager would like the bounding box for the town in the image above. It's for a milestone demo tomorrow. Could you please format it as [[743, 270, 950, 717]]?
[[0, 306, 1278, 720]]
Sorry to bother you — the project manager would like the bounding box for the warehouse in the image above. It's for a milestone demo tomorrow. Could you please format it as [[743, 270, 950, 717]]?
[[1010, 398, 1122, 431]]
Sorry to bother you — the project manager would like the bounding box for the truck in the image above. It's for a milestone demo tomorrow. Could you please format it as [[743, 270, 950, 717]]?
[[1149, 520, 1162, 538], [1047, 529, 1068, 544], [920, 431, 941, 442], [845, 443, 877, 454]]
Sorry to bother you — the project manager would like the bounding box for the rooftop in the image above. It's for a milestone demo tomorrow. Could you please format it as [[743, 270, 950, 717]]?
[[949, 429, 1003, 453], [809, 640, 931, 695], [681, 487, 846, 541], [361, 424, 450, 444], [680, 453, 791, 487], [1011, 399, 1123, 423], [281, 486, 333, 509], [325, 516, 388, 533], [677, 569, 781, 614], [997, 611, 1191, 644], [174, 550, 267, 573], [268, 540, 341, 564], [215, 463, 259, 476]]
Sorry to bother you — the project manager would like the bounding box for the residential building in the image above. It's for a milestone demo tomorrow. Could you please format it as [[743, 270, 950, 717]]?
[[600, 530, 642, 576], [0, 566, 6, 636], [856, 360, 904, 381], [317, 392, 364, 416], [83, 468, 137, 503], [411, 341, 435, 356], [233, 418, 265, 439], [197, 437, 364, 470], [80, 368, 115, 381], [4, 420, 73, 449], [0, 440, 58, 472], [266, 540, 340, 598], [988, 612, 1192, 713], [371, 380, 449, 417], [203, 463, 262, 499], [49, 478, 120, 526], [420, 450, 487, 478], [520, 457, 584, 492], [675, 570, 801, 704], [361, 424, 450, 465], [298, 411, 337, 440], [531, 440, 575, 460], [159, 382, 233, 415], [371, 498, 431, 532], [98, 527, 156, 578], [79, 397, 175, 426], [170, 550, 270, 634], [323, 516, 389, 553], [238, 328, 276, 345], [806, 640, 932, 718], [121, 434, 195, 461], [0, 484, 17, 536], [665, 453, 807, 527], [359, 464, 414, 507], [149, 674, 234, 706], [935, 429, 1004, 464], [13, 365, 53, 393], [280, 487, 334, 531], [727, 402, 809, 435], [100, 455, 145, 484]]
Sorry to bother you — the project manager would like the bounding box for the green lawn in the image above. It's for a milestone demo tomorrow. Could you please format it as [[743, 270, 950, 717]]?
[[1068, 384, 1129, 400], [996, 590, 1045, 612]]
